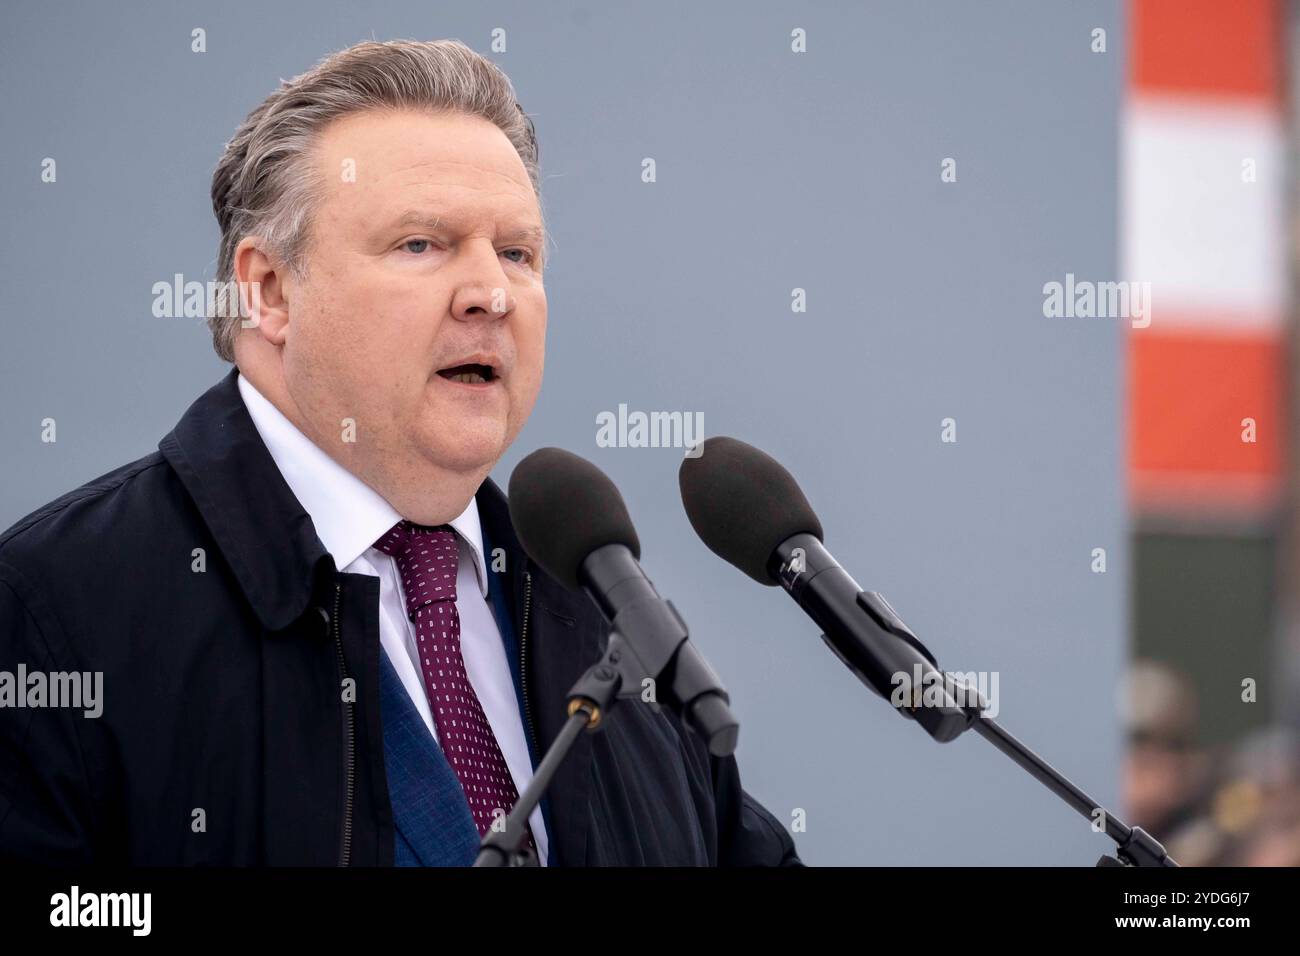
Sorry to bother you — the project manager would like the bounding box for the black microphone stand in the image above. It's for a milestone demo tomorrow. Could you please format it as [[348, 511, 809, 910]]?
[[473, 632, 644, 867], [902, 667, 1178, 867], [968, 704, 1176, 867], [794, 565, 1176, 867]]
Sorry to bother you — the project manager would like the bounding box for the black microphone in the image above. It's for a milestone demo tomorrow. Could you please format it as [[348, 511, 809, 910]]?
[[678, 436, 975, 742], [509, 447, 739, 755], [677, 437, 1184, 867]]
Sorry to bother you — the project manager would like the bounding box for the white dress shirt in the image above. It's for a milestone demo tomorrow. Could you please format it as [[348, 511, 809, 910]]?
[[236, 372, 548, 864]]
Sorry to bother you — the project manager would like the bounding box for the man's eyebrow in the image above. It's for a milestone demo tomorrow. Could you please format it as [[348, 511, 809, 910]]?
[[392, 210, 544, 245], [498, 223, 546, 245], [393, 210, 446, 229]]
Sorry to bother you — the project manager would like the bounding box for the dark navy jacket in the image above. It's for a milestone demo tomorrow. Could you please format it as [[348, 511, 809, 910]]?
[[0, 369, 800, 866]]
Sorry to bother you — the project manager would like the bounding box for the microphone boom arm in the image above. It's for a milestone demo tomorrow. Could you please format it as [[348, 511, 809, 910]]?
[[770, 533, 1176, 867]]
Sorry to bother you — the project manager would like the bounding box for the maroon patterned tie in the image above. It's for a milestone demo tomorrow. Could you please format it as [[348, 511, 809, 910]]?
[[374, 520, 534, 851]]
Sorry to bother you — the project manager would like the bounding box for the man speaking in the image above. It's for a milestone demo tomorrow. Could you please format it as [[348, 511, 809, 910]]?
[[0, 39, 798, 866]]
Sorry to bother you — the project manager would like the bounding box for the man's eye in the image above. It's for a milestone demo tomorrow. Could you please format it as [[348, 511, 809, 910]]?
[[503, 248, 534, 265], [402, 239, 432, 254]]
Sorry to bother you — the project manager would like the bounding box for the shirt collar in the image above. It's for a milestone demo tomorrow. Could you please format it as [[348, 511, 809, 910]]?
[[236, 372, 488, 596]]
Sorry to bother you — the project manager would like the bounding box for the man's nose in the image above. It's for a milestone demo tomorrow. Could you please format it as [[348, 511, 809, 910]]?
[[450, 241, 516, 322]]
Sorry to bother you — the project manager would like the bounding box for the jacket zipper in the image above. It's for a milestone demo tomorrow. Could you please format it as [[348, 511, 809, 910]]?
[[519, 569, 541, 760], [332, 580, 355, 867]]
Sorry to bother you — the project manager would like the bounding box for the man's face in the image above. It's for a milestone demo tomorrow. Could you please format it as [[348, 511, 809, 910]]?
[[281, 108, 546, 492]]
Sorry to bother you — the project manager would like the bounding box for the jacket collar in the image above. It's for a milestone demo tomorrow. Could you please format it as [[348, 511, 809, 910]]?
[[159, 368, 516, 633], [159, 368, 334, 632]]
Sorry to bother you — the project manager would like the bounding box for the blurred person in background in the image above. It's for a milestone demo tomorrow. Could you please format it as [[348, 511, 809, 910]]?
[[1121, 659, 1208, 845]]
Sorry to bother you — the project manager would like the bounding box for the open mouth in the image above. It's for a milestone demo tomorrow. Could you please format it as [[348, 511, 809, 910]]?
[[436, 363, 497, 385]]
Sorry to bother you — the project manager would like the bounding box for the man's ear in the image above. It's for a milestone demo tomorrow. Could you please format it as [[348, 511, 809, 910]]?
[[233, 237, 293, 346]]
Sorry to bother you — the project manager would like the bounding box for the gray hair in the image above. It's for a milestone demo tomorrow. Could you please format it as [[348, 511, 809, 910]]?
[[207, 38, 542, 362]]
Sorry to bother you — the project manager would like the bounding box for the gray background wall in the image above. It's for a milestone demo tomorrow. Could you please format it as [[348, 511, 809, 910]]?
[[0, 0, 1124, 865]]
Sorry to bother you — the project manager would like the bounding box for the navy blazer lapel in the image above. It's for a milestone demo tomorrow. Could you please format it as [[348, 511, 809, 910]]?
[[476, 478, 599, 866], [481, 520, 560, 864], [378, 649, 480, 866]]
